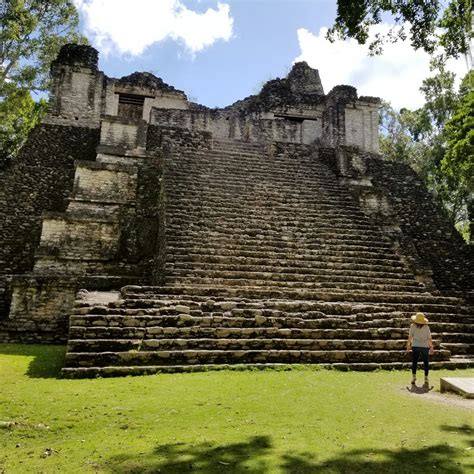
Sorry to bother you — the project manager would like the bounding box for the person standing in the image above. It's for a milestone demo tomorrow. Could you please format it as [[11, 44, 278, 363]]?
[[406, 312, 434, 386]]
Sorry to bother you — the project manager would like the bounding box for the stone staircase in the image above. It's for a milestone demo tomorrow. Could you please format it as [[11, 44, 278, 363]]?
[[62, 139, 474, 377]]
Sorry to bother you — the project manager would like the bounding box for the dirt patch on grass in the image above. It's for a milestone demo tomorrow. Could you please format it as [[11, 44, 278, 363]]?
[[400, 385, 473, 411]]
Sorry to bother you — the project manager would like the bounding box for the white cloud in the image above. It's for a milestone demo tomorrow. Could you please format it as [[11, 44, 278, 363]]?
[[74, 0, 233, 56], [295, 25, 467, 109]]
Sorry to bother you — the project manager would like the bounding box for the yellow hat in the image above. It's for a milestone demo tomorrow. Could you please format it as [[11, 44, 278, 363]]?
[[411, 312, 429, 324]]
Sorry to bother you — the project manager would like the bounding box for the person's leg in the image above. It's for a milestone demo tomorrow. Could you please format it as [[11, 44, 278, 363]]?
[[412, 347, 420, 383], [421, 348, 429, 383]]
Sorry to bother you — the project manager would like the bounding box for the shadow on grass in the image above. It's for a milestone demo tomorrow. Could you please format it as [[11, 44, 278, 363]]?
[[105, 430, 471, 474], [0, 343, 66, 378], [441, 423, 474, 448], [406, 383, 434, 394]]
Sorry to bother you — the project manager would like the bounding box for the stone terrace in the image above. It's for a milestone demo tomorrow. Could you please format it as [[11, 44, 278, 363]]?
[[62, 139, 474, 377]]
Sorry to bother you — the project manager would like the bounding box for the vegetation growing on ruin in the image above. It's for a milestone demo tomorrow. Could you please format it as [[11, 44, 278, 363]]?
[[380, 66, 473, 241], [0, 344, 472, 473]]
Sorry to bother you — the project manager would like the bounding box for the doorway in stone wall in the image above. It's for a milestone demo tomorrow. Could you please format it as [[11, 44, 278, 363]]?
[[117, 93, 145, 120]]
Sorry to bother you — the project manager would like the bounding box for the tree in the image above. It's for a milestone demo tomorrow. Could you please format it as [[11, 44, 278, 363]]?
[[0, 0, 87, 164], [328, 0, 473, 60], [379, 66, 473, 241], [0, 89, 46, 167], [441, 71, 474, 241]]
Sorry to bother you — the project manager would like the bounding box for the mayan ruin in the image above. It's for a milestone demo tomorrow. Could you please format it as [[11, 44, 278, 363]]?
[[0, 44, 472, 377]]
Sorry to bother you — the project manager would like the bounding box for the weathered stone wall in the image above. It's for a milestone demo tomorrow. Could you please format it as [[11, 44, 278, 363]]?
[[344, 102, 379, 153], [2, 276, 77, 343], [0, 124, 99, 323], [322, 86, 380, 153], [47, 45, 104, 127], [0, 124, 99, 275], [365, 157, 474, 296], [0, 122, 165, 341], [147, 124, 213, 152], [150, 108, 315, 144], [100, 117, 148, 153]]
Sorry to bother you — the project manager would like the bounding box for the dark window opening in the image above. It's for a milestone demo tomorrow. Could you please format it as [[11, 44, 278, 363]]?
[[118, 94, 146, 106], [274, 113, 318, 123], [117, 93, 146, 119]]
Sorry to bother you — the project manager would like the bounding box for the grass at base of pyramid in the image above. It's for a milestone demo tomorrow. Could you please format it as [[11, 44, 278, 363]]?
[[0, 344, 472, 473]]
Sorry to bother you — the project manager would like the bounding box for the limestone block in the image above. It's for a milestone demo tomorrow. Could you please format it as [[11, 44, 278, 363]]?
[[8, 276, 77, 323], [218, 301, 237, 311], [175, 304, 190, 314], [344, 103, 379, 153], [72, 163, 138, 204], [100, 119, 146, 151], [37, 216, 121, 261]]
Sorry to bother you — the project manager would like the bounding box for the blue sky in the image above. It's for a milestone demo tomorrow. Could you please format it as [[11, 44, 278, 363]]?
[[73, 0, 467, 109]]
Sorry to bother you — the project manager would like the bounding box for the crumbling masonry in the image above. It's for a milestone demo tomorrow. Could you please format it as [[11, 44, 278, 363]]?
[[0, 44, 472, 376]]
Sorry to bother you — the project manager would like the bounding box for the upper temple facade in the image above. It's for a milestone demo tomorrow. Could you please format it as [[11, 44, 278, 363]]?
[[0, 44, 472, 375], [46, 44, 380, 153]]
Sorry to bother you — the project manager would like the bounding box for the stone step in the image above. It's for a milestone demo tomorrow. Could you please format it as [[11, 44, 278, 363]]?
[[165, 263, 413, 280], [165, 249, 405, 269], [68, 325, 410, 341], [436, 332, 474, 343], [166, 182, 354, 198], [165, 200, 370, 215], [165, 158, 333, 174], [119, 285, 464, 306], [166, 215, 377, 231], [440, 343, 474, 355], [75, 299, 395, 314], [165, 276, 425, 293], [165, 174, 344, 188], [164, 272, 422, 288], [166, 220, 383, 238], [166, 211, 383, 226], [166, 196, 357, 210], [167, 181, 345, 197], [167, 154, 331, 173], [72, 303, 474, 323], [166, 245, 404, 264], [164, 273, 425, 293], [166, 208, 367, 225], [69, 313, 472, 334], [166, 193, 362, 210], [165, 215, 386, 232], [167, 151, 325, 168], [61, 357, 474, 378], [169, 252, 406, 270], [166, 254, 410, 276], [167, 225, 390, 243], [166, 183, 355, 203], [165, 234, 394, 253], [165, 259, 408, 275], [166, 167, 334, 180], [67, 338, 417, 353], [63, 348, 452, 368]]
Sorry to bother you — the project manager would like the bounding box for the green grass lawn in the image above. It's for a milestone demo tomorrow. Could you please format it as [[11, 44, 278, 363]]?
[[0, 344, 472, 473]]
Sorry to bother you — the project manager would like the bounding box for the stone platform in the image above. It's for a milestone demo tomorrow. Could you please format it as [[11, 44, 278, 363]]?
[[440, 377, 474, 398]]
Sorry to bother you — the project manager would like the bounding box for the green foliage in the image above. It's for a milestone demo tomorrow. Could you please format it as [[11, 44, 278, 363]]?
[[441, 71, 474, 240], [0, 0, 87, 163], [380, 66, 473, 241], [1, 0, 86, 92], [0, 88, 47, 164], [328, 0, 473, 59], [0, 344, 473, 473]]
